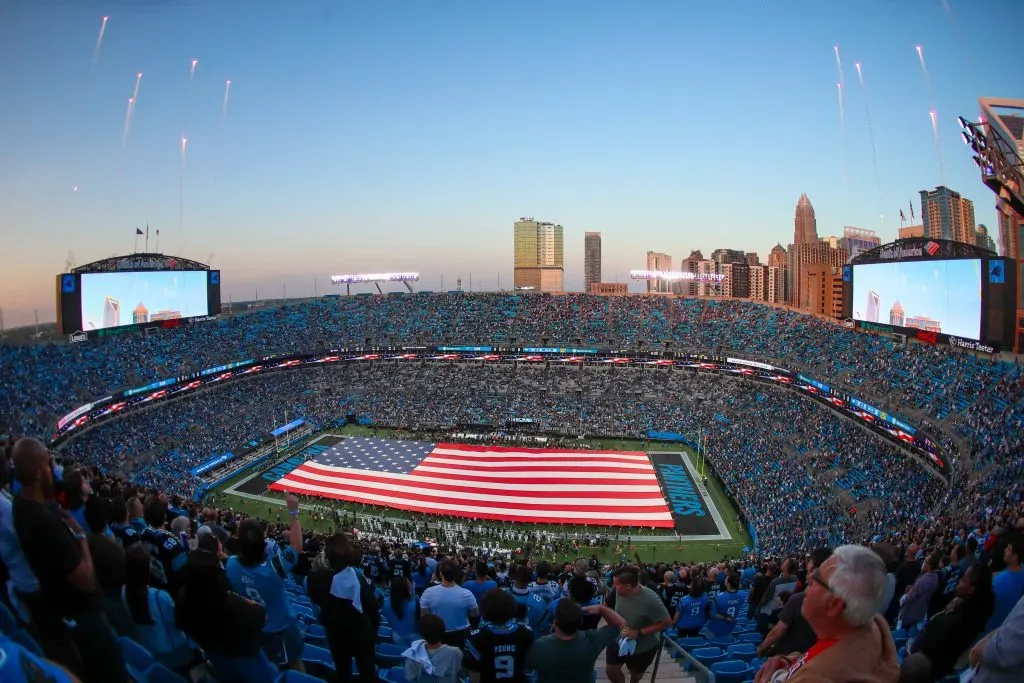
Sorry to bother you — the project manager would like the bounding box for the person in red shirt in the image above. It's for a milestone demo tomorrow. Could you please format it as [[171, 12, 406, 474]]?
[[754, 545, 899, 683]]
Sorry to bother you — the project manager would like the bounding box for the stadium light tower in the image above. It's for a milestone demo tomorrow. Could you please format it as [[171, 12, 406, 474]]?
[[330, 272, 420, 295], [958, 102, 1024, 217]]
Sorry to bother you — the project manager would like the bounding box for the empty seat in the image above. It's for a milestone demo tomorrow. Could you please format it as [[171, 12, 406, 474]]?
[[711, 659, 751, 683]]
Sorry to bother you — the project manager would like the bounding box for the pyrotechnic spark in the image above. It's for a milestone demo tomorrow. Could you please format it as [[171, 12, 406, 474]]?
[[916, 45, 934, 98], [833, 45, 845, 90], [189, 59, 198, 80], [73, 185, 79, 192], [221, 79, 232, 122], [121, 73, 143, 148], [92, 16, 109, 72], [854, 62, 885, 231], [121, 96, 134, 147], [930, 109, 945, 181]]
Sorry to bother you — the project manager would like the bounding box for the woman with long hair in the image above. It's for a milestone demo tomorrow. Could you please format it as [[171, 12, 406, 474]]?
[[174, 548, 275, 683], [382, 576, 419, 647], [123, 544, 195, 674]]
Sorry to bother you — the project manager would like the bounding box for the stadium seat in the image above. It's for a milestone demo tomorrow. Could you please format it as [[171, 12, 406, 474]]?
[[118, 636, 155, 680], [692, 646, 726, 668], [0, 602, 17, 635], [143, 663, 189, 683], [737, 632, 761, 644], [303, 624, 329, 649], [377, 626, 393, 641], [275, 672, 324, 683], [206, 651, 278, 683], [711, 660, 751, 683], [711, 635, 736, 648], [375, 643, 405, 669], [726, 643, 757, 662]]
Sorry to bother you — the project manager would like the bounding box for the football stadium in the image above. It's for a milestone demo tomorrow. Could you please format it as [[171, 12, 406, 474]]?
[[3, 7, 1024, 683]]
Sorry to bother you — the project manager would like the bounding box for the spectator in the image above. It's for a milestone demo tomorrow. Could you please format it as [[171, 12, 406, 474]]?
[[11, 437, 125, 683], [902, 563, 995, 681], [898, 553, 940, 632], [402, 613, 463, 683], [123, 543, 196, 674], [970, 595, 1024, 683], [605, 565, 672, 683], [754, 545, 898, 683], [464, 589, 533, 683], [526, 601, 626, 683], [985, 533, 1024, 633], [307, 533, 380, 681], [420, 559, 478, 648], [175, 548, 275, 683], [758, 548, 833, 658], [384, 576, 420, 648]]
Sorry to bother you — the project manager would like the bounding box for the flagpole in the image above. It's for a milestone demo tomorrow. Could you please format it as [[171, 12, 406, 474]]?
[[145, 224, 149, 253], [155, 230, 160, 253], [134, 230, 138, 253]]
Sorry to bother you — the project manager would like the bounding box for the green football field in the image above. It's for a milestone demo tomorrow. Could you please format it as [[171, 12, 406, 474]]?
[[211, 425, 752, 566]]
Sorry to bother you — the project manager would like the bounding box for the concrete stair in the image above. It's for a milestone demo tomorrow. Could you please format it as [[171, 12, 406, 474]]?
[[593, 645, 698, 682]]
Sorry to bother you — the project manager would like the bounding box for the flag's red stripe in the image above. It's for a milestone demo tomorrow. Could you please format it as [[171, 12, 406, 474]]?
[[280, 468, 666, 500], [268, 480, 675, 528], [436, 443, 647, 456], [428, 450, 649, 465], [416, 458, 651, 475], [303, 462, 656, 486]]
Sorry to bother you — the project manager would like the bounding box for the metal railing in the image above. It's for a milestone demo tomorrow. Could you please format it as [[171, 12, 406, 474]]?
[[653, 634, 717, 683]]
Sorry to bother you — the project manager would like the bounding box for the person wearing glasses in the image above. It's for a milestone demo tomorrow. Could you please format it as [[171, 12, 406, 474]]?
[[754, 545, 899, 683]]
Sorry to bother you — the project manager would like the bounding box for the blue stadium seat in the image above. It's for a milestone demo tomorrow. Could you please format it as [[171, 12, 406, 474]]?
[[691, 646, 726, 668], [737, 632, 761, 644], [726, 643, 757, 662], [275, 671, 324, 683], [118, 636, 155, 680], [143, 663, 189, 683], [711, 660, 752, 683]]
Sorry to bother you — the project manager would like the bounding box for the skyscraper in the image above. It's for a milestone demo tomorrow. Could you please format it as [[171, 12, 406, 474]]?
[[975, 224, 997, 253], [920, 186, 976, 245], [794, 193, 819, 244], [645, 251, 671, 293], [103, 297, 120, 328], [788, 194, 819, 306], [840, 226, 882, 262], [584, 232, 602, 292], [513, 218, 564, 292], [866, 290, 880, 323], [889, 301, 905, 327], [132, 302, 149, 324]]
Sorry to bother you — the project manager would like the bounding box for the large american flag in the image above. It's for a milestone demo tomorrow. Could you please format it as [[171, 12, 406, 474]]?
[[268, 437, 674, 527]]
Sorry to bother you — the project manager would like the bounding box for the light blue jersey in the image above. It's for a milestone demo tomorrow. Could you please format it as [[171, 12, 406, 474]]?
[[226, 546, 298, 633], [709, 589, 749, 636]]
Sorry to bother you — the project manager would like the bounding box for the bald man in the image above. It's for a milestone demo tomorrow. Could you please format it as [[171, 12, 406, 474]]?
[[12, 438, 125, 682]]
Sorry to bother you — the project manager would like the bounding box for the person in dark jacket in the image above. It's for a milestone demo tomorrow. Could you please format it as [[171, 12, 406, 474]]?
[[901, 563, 995, 682], [307, 533, 381, 682]]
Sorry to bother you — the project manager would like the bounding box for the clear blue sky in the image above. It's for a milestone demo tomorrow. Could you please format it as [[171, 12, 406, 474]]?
[[0, 0, 1019, 327], [80, 270, 208, 330], [853, 259, 982, 339]]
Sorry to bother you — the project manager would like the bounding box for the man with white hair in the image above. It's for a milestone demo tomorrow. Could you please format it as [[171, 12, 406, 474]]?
[[754, 545, 899, 683]]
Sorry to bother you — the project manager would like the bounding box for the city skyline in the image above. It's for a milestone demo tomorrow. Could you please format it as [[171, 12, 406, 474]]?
[[80, 271, 208, 331], [852, 259, 983, 340], [1, 1, 1018, 326]]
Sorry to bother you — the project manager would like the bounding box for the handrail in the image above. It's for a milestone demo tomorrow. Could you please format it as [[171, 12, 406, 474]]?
[[659, 634, 716, 682]]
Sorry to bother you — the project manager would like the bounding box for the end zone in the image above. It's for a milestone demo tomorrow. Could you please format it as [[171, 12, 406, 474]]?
[[649, 451, 732, 541]]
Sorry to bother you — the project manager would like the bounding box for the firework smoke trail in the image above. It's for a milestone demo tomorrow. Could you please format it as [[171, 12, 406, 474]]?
[[836, 82, 849, 190], [855, 63, 886, 230], [916, 46, 945, 183], [121, 97, 135, 148], [121, 72, 143, 148], [930, 109, 946, 183], [180, 136, 188, 253], [221, 80, 232, 123], [91, 16, 109, 73]]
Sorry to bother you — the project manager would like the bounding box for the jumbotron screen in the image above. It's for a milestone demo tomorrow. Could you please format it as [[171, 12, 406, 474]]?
[[852, 259, 982, 341], [81, 271, 209, 331], [57, 268, 221, 338]]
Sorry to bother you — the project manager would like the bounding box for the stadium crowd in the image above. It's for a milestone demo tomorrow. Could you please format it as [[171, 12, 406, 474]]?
[[1, 293, 1023, 682]]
